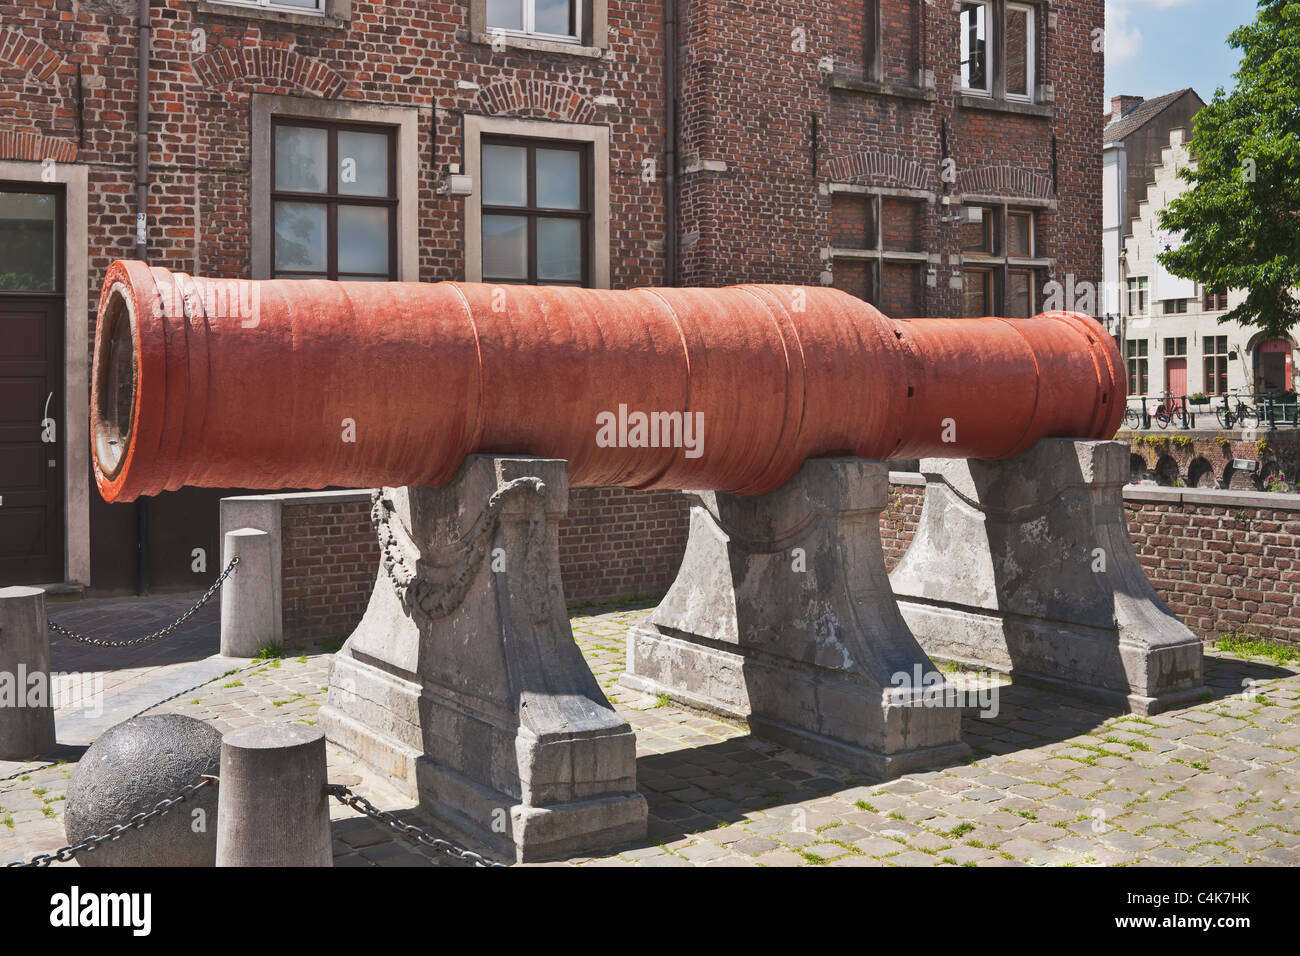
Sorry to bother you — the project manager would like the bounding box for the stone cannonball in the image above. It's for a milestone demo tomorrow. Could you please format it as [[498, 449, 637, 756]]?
[[64, 714, 222, 867]]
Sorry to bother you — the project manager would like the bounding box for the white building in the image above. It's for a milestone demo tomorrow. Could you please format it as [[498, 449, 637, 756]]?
[[1106, 95, 1297, 404]]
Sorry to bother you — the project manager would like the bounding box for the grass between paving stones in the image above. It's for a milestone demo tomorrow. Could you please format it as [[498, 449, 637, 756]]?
[[1216, 633, 1300, 666]]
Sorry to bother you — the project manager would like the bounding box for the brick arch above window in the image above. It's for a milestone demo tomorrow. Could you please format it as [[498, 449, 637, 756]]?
[[474, 79, 598, 125], [824, 151, 934, 192], [193, 47, 347, 99], [0, 29, 68, 84], [0, 131, 78, 163], [959, 163, 1052, 199]]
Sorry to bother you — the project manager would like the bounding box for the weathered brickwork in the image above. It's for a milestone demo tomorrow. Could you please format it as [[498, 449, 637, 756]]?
[[0, 0, 1104, 590], [1120, 429, 1300, 490]]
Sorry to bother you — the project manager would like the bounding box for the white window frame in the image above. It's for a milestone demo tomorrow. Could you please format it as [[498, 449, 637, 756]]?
[[959, 1, 992, 96], [1005, 2, 1036, 102], [220, 0, 324, 13], [464, 115, 610, 288], [487, 0, 582, 43], [1128, 277, 1149, 317]]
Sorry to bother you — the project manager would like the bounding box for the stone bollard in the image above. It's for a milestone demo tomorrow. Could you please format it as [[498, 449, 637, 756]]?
[[0, 586, 57, 760], [215, 723, 333, 867], [220, 527, 277, 657]]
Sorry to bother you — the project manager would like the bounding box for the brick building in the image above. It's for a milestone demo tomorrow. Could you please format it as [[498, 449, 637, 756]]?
[[0, 0, 1105, 593]]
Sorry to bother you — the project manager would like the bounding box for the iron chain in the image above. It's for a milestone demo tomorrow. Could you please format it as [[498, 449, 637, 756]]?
[[46, 557, 240, 648], [325, 783, 507, 868], [6, 775, 217, 868]]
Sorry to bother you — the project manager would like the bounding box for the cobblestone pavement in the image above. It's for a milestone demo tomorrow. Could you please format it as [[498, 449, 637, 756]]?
[[2, 600, 1297, 867]]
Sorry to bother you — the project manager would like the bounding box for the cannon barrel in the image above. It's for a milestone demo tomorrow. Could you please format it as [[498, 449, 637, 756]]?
[[91, 260, 1124, 502]]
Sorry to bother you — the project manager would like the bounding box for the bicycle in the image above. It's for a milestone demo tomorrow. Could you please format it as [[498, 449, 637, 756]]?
[[1150, 392, 1183, 430], [1121, 404, 1142, 429], [1215, 392, 1258, 430]]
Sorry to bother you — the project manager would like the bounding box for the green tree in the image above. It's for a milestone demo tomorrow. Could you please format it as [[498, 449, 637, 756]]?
[[1158, 0, 1300, 339]]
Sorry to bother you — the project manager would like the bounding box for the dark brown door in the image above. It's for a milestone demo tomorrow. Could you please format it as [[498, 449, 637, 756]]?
[[0, 297, 64, 584]]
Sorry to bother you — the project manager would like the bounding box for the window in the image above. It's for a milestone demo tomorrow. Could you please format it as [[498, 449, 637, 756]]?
[[221, 0, 323, 12], [1006, 210, 1033, 256], [1203, 286, 1228, 311], [1204, 335, 1229, 395], [1005, 4, 1035, 101], [481, 137, 591, 286], [960, 1, 1036, 100], [1006, 269, 1035, 318], [488, 0, 580, 40], [270, 120, 396, 280], [1127, 277, 1149, 316], [829, 191, 925, 316], [959, 3, 991, 94], [1164, 337, 1186, 357], [0, 187, 61, 292], [1162, 298, 1189, 314], [960, 205, 996, 255], [962, 268, 994, 317], [1127, 340, 1149, 395]]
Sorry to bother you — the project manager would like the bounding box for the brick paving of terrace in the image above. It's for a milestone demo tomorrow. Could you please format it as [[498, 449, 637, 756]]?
[[1, 595, 1297, 867]]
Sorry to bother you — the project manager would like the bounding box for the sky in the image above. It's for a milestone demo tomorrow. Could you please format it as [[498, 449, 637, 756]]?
[[1105, 0, 1261, 106]]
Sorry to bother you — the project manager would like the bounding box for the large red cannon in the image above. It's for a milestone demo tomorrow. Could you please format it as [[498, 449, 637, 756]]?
[[91, 260, 1123, 502]]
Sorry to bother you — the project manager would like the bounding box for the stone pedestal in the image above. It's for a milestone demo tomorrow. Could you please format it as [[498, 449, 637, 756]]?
[[321, 456, 646, 863], [621, 458, 968, 779], [889, 439, 1205, 715], [0, 586, 57, 760]]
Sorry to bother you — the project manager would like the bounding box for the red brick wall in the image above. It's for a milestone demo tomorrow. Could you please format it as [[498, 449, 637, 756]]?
[[880, 479, 1300, 648], [278, 487, 689, 648]]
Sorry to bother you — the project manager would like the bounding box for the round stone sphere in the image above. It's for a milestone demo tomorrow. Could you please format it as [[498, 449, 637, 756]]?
[[64, 714, 222, 867]]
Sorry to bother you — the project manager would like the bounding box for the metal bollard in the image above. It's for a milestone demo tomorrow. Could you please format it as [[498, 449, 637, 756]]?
[[219, 527, 276, 657], [0, 587, 57, 760], [215, 723, 333, 867]]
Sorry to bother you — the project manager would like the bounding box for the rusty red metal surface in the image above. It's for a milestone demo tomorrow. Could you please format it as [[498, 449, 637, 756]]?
[[91, 261, 1124, 502]]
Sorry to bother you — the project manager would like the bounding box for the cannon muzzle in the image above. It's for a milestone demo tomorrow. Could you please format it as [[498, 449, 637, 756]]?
[[91, 260, 1124, 502]]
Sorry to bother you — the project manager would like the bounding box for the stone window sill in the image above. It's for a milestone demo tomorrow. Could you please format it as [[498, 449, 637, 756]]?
[[827, 73, 936, 102], [195, 1, 349, 29], [469, 31, 605, 59], [957, 94, 1054, 118]]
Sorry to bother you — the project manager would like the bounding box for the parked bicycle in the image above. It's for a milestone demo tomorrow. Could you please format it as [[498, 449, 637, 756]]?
[[1149, 392, 1184, 430], [1215, 391, 1259, 430]]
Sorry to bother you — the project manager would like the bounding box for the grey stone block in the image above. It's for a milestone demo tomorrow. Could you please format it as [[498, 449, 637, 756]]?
[[890, 439, 1205, 714], [622, 457, 969, 779], [322, 456, 646, 863]]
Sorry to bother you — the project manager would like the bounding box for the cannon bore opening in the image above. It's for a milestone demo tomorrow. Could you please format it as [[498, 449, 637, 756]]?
[[93, 282, 138, 480]]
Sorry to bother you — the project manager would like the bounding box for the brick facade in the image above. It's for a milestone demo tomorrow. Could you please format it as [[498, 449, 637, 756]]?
[[0, 0, 1105, 592]]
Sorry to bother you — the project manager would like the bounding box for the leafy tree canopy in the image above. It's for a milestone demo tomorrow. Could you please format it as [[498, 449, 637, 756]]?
[[1158, 0, 1300, 340]]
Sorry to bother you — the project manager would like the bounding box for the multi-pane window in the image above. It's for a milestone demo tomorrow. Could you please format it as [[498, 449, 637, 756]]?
[[1127, 340, 1149, 395], [1165, 337, 1187, 358], [1162, 298, 1189, 314], [481, 137, 590, 286], [1203, 286, 1228, 310], [487, 0, 579, 39], [1204, 335, 1229, 395], [960, 205, 995, 255], [271, 120, 396, 280], [959, 1, 1035, 99], [1127, 277, 1149, 316], [959, 2, 991, 94], [960, 206, 1040, 316]]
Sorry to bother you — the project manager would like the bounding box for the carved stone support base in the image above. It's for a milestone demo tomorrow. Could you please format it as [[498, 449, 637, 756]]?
[[889, 440, 1205, 715], [621, 458, 969, 779], [322, 456, 646, 863]]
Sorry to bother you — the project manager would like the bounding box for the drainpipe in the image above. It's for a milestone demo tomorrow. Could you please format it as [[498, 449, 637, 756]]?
[[136, 0, 151, 592], [663, 0, 678, 287]]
